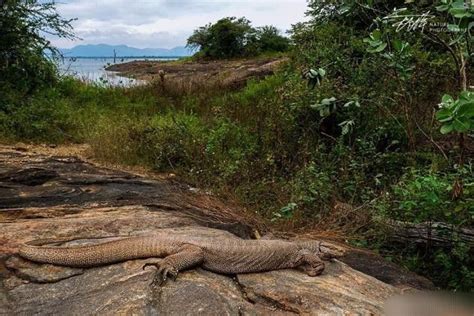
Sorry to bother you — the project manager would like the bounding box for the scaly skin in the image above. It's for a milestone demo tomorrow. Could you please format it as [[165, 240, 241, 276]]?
[[19, 234, 343, 284]]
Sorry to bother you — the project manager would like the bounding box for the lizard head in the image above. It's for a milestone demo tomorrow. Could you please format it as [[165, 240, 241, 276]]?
[[294, 240, 346, 277], [296, 240, 346, 260]]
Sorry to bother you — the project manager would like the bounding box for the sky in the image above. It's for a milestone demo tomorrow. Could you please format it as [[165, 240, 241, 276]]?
[[49, 0, 309, 49]]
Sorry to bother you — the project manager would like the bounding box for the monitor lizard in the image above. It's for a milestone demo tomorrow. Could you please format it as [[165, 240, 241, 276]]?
[[19, 234, 344, 285]]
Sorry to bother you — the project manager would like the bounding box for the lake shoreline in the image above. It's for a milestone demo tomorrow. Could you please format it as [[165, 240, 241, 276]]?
[[60, 56, 184, 59], [57, 57, 179, 86]]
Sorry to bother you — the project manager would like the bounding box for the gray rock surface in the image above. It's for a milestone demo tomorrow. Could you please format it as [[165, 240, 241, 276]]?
[[0, 146, 432, 315]]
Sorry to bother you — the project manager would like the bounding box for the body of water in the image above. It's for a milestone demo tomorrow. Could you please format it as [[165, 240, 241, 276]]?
[[57, 57, 177, 86]]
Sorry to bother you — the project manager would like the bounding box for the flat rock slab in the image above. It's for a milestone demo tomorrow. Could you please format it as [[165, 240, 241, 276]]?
[[0, 146, 419, 315], [105, 57, 288, 89]]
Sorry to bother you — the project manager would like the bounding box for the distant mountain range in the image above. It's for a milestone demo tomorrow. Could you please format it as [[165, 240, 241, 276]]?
[[59, 44, 192, 57]]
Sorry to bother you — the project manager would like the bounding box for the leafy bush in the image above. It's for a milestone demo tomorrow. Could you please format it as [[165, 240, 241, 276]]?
[[0, 0, 74, 100], [187, 17, 289, 59], [252, 26, 290, 54], [205, 120, 258, 180], [138, 113, 207, 170], [437, 92, 474, 135], [384, 169, 473, 225], [288, 162, 334, 218], [0, 86, 77, 142], [375, 167, 474, 290]]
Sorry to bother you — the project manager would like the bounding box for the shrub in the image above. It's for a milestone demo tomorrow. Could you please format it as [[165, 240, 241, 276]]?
[[288, 162, 334, 219], [140, 113, 207, 170], [187, 17, 289, 59], [0, 87, 77, 142], [383, 168, 473, 226], [89, 112, 207, 170], [374, 167, 474, 290], [0, 0, 75, 99], [205, 119, 258, 180]]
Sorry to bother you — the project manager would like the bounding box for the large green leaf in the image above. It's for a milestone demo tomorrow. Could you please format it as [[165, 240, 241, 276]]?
[[393, 39, 403, 52], [441, 94, 454, 104], [450, 9, 472, 18], [459, 91, 474, 101], [436, 108, 452, 121], [367, 42, 387, 53], [458, 102, 474, 118], [453, 118, 470, 132], [372, 29, 382, 40], [440, 124, 454, 134], [321, 97, 336, 105], [436, 4, 450, 12]]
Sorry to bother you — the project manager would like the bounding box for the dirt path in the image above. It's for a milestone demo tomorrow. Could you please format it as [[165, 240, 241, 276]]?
[[0, 145, 433, 315]]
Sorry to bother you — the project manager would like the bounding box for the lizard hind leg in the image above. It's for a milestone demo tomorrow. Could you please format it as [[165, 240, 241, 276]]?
[[142, 244, 204, 287], [143, 259, 179, 287]]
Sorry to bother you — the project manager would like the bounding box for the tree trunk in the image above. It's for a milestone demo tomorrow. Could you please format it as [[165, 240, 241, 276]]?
[[388, 220, 474, 247]]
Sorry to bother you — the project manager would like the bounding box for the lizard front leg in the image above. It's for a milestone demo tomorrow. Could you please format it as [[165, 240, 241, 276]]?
[[143, 244, 204, 286], [295, 249, 325, 277]]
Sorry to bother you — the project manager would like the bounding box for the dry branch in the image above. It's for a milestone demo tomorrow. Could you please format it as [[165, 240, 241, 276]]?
[[388, 220, 474, 247]]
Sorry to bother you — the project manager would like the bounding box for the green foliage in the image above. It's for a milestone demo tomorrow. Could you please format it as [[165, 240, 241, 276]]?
[[289, 162, 334, 217], [310, 97, 337, 117], [432, 242, 474, 290], [187, 17, 289, 59], [0, 90, 75, 142], [394, 174, 451, 223], [254, 26, 290, 53], [187, 17, 253, 59], [437, 92, 474, 134], [134, 113, 207, 170], [272, 203, 298, 221], [364, 29, 387, 53], [205, 120, 258, 180], [359, 1, 473, 137], [306, 0, 413, 28], [385, 169, 473, 225], [437, 0, 474, 26], [0, 78, 159, 143], [296, 0, 472, 290], [375, 167, 474, 290], [0, 0, 75, 102], [303, 68, 326, 89]]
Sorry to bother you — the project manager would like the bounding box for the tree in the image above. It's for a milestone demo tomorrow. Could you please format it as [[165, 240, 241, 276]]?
[[303, 0, 473, 158], [306, 0, 420, 27], [360, 1, 473, 164], [256, 26, 290, 53], [187, 17, 253, 59], [0, 0, 75, 100], [187, 17, 289, 59]]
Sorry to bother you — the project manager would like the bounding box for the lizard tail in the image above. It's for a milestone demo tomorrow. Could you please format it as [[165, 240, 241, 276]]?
[[19, 236, 169, 267]]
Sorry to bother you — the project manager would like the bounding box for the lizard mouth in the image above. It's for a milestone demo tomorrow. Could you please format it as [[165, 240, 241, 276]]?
[[319, 242, 345, 259]]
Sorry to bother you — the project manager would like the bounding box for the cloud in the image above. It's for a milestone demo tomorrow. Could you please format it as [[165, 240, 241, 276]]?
[[47, 0, 308, 48]]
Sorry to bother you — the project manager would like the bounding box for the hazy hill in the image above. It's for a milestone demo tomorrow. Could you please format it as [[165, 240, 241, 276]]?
[[59, 44, 192, 57]]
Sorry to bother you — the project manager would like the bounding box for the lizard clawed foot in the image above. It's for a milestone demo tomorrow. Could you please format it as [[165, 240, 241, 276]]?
[[305, 260, 325, 277], [143, 260, 178, 287], [297, 250, 326, 277]]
